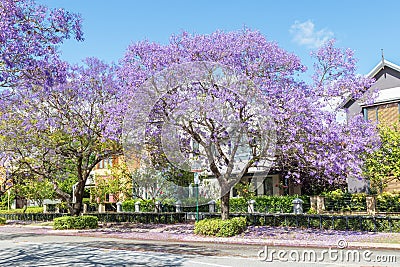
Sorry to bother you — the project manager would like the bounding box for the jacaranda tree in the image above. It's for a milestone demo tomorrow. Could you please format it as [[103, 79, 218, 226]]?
[[120, 30, 379, 219], [0, 0, 83, 199], [0, 58, 123, 215], [0, 0, 83, 89]]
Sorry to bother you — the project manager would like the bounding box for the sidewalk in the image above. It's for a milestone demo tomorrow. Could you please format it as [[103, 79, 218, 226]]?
[[3, 221, 400, 251]]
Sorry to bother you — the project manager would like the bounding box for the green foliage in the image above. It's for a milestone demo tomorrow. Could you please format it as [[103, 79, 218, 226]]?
[[363, 120, 400, 192], [217, 195, 310, 213], [376, 192, 400, 212], [13, 179, 54, 205], [0, 206, 43, 214], [122, 198, 178, 212], [53, 215, 98, 230], [234, 183, 255, 201], [0, 217, 6, 225], [194, 217, 247, 237], [322, 189, 366, 212], [0, 193, 14, 210]]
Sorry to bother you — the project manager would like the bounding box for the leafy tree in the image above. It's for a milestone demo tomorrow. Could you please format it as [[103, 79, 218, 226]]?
[[0, 58, 123, 215], [363, 119, 400, 193], [0, 0, 83, 89], [120, 30, 378, 219], [91, 161, 132, 203], [13, 178, 54, 206]]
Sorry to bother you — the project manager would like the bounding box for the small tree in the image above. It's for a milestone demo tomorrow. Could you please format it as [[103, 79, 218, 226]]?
[[91, 162, 132, 203], [0, 58, 123, 215], [363, 119, 400, 193]]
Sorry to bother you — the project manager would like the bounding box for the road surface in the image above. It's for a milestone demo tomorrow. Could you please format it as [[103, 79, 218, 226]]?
[[0, 227, 399, 266]]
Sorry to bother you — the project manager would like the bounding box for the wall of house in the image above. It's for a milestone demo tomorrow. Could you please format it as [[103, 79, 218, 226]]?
[[373, 67, 400, 90]]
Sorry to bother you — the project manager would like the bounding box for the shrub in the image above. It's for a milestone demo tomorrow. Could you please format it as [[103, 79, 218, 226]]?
[[0, 206, 44, 214], [53, 215, 98, 230], [0, 217, 6, 225], [216, 195, 310, 213], [194, 217, 247, 237]]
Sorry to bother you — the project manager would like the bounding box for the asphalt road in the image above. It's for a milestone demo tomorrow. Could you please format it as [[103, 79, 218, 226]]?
[[0, 227, 399, 267]]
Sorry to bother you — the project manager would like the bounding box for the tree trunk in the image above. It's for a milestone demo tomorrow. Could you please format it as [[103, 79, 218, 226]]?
[[220, 191, 230, 220], [70, 201, 82, 216], [69, 181, 85, 216]]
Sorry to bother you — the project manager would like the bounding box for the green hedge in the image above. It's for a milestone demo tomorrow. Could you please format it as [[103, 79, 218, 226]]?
[[323, 189, 367, 212], [53, 215, 98, 230], [216, 195, 309, 213], [255, 214, 400, 232], [194, 217, 247, 237], [122, 199, 176, 212], [377, 192, 400, 212], [0, 217, 6, 225], [0, 207, 44, 214]]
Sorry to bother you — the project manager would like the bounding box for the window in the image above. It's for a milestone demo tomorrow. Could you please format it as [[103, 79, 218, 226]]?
[[263, 176, 273, 196]]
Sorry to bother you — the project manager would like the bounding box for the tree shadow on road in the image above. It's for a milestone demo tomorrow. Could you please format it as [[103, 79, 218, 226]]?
[[0, 242, 190, 266]]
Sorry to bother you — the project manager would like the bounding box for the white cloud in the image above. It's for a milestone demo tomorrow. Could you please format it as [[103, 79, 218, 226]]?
[[290, 20, 334, 48]]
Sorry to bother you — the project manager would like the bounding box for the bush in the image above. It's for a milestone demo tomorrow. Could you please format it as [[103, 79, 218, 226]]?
[[216, 195, 310, 213], [122, 199, 177, 212], [194, 217, 247, 237], [0, 217, 6, 225], [322, 189, 366, 212], [53, 215, 98, 230], [377, 192, 400, 212], [0, 206, 44, 214]]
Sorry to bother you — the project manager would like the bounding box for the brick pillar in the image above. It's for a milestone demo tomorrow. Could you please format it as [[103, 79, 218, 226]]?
[[310, 196, 317, 211], [316, 196, 325, 214], [98, 203, 105, 213]]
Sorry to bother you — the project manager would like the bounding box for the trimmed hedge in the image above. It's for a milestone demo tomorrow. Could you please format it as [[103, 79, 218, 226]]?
[[216, 195, 310, 213], [194, 217, 247, 237], [323, 189, 367, 212], [0, 207, 44, 214], [377, 192, 400, 212], [53, 215, 98, 230], [0, 217, 6, 225]]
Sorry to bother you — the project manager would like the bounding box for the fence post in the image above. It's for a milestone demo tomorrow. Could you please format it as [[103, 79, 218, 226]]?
[[208, 200, 216, 213], [310, 196, 317, 211], [366, 196, 376, 215], [43, 204, 48, 214], [155, 201, 162, 213], [135, 201, 140, 212], [175, 200, 182, 213], [316, 196, 325, 214], [292, 198, 304, 214], [98, 203, 105, 213], [83, 203, 87, 214], [116, 202, 122, 212], [248, 199, 255, 213]]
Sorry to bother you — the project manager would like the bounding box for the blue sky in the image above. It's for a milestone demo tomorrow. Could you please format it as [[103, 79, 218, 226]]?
[[37, 0, 400, 76]]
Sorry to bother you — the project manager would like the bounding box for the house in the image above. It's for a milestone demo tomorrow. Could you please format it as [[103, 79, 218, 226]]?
[[341, 59, 400, 192], [89, 154, 136, 203]]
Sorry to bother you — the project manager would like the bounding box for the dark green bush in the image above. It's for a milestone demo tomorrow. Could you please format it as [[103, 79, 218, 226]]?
[[194, 217, 247, 237], [53, 215, 98, 230], [0, 217, 6, 225]]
